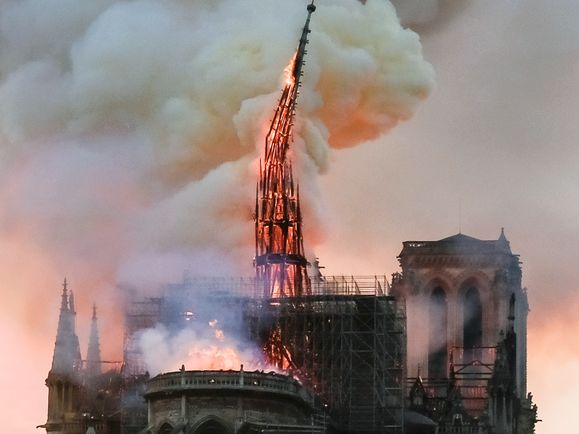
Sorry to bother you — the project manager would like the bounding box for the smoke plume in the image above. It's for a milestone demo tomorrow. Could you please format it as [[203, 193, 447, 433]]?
[[0, 0, 432, 375]]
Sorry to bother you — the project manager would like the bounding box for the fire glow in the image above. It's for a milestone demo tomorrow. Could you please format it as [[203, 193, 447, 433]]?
[[254, 4, 315, 300], [138, 320, 274, 374]]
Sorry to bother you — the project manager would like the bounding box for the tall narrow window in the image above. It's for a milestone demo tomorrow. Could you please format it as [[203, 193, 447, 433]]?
[[429, 287, 448, 379], [509, 294, 515, 322], [463, 287, 483, 357]]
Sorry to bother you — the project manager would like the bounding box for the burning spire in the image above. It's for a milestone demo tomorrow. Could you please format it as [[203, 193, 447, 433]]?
[[254, 1, 316, 298]]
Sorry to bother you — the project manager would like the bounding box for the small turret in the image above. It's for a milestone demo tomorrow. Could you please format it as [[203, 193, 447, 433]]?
[[45, 279, 83, 431], [86, 304, 102, 377], [51, 279, 82, 374], [497, 227, 512, 253]]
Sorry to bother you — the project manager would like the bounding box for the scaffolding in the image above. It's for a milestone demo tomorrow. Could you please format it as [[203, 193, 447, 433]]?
[[123, 296, 164, 377], [121, 295, 164, 434], [244, 276, 406, 433], [121, 276, 406, 433]]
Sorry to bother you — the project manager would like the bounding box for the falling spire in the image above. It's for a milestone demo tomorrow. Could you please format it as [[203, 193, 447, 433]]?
[[50, 279, 82, 375], [254, 1, 316, 298], [86, 303, 102, 377]]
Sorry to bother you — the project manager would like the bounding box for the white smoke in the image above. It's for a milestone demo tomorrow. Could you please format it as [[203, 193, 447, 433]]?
[[137, 292, 274, 375], [0, 0, 433, 371]]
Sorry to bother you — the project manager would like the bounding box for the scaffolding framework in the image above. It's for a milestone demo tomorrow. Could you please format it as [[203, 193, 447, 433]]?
[[123, 297, 164, 377], [122, 276, 406, 433], [121, 296, 164, 434], [244, 277, 406, 433]]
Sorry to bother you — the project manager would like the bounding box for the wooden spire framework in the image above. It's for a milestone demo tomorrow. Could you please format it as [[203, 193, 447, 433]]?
[[254, 2, 316, 298]]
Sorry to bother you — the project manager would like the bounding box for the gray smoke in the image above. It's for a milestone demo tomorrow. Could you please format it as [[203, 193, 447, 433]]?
[[390, 0, 470, 30]]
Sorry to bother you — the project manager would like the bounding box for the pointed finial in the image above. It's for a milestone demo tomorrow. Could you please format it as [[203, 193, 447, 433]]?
[[291, 0, 316, 91], [499, 227, 506, 240], [92, 303, 97, 320], [60, 278, 69, 311], [69, 290, 75, 313]]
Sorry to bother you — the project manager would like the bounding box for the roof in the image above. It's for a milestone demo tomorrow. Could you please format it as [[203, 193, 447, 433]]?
[[405, 410, 437, 427], [438, 233, 485, 243], [398, 230, 513, 258]]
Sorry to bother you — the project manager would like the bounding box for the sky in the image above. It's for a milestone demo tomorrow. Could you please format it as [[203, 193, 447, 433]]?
[[319, 1, 579, 432], [0, 0, 577, 433]]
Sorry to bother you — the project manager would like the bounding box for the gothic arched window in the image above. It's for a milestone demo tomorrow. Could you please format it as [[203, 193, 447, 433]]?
[[429, 287, 448, 379], [463, 287, 483, 353]]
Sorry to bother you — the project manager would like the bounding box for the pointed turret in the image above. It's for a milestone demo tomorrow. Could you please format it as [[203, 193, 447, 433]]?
[[45, 279, 83, 432], [86, 304, 102, 377], [50, 278, 82, 374], [498, 227, 512, 253]]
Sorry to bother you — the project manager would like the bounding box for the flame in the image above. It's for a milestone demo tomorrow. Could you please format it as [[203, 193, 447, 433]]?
[[185, 345, 246, 370], [283, 53, 298, 87], [208, 319, 225, 341], [179, 320, 280, 372]]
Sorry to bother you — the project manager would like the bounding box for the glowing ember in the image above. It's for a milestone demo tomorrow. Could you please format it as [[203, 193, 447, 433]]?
[[208, 319, 225, 341], [185, 345, 247, 371]]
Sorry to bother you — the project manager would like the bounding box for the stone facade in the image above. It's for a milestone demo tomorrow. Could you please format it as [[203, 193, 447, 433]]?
[[391, 231, 536, 433]]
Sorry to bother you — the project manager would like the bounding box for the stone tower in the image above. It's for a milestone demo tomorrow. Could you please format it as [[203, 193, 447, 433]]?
[[391, 230, 536, 434], [391, 230, 528, 399], [45, 279, 84, 433]]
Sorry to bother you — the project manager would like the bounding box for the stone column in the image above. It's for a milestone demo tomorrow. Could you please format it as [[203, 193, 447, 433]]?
[[68, 383, 73, 412], [147, 400, 152, 425], [500, 393, 507, 432], [181, 394, 186, 420]]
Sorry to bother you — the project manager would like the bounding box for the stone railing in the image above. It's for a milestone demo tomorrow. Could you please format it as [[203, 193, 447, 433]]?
[[145, 369, 314, 404]]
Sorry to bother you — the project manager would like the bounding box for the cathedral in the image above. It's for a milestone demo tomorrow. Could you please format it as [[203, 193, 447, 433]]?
[[40, 231, 538, 434], [40, 2, 537, 433]]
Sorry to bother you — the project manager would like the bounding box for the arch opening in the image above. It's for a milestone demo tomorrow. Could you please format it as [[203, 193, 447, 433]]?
[[463, 286, 483, 360], [193, 419, 229, 434], [428, 287, 448, 379]]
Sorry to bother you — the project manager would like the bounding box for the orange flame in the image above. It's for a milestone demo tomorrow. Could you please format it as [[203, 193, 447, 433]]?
[[283, 53, 297, 86]]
